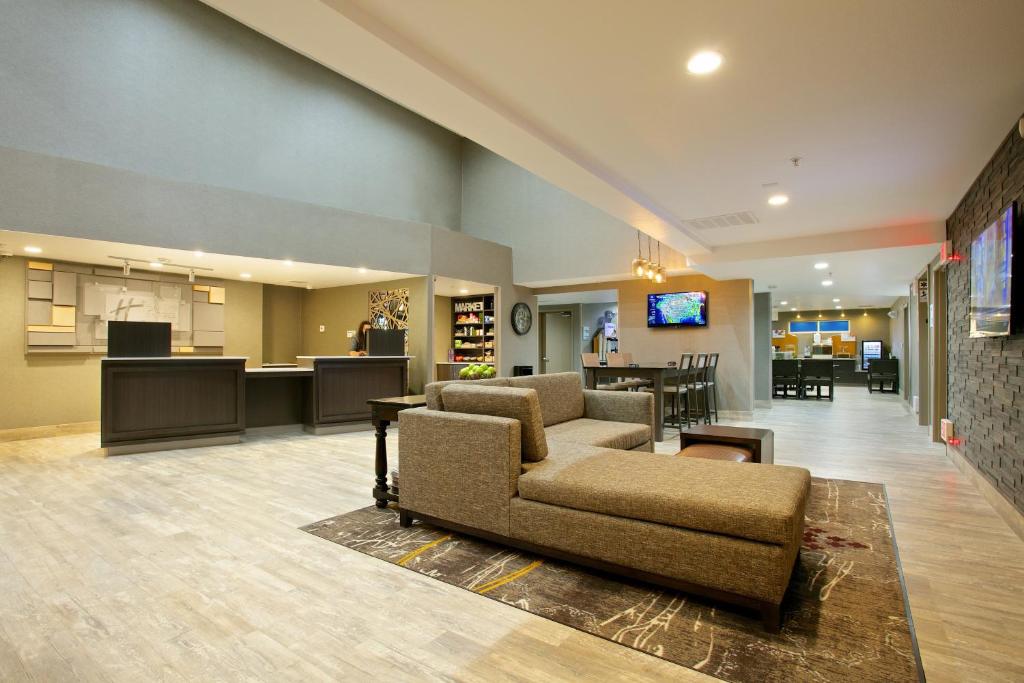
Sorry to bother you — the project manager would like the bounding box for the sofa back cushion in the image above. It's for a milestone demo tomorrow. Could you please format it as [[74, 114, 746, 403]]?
[[425, 377, 510, 410], [507, 372, 585, 426], [440, 385, 548, 462]]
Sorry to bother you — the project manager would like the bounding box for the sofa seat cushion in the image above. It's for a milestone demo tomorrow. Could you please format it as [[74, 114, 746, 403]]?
[[507, 372, 585, 426], [518, 448, 810, 545], [441, 384, 548, 462], [545, 418, 651, 451], [425, 377, 510, 410]]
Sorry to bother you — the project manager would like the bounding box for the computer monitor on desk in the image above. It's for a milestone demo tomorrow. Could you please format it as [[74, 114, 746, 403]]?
[[367, 329, 405, 356], [107, 321, 171, 357]]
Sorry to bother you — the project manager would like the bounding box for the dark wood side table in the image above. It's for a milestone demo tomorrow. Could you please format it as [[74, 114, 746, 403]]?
[[367, 395, 426, 508], [679, 425, 774, 464]]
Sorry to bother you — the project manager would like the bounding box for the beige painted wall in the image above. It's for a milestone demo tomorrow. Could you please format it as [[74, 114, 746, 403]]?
[[302, 277, 429, 392], [0, 256, 264, 430], [535, 274, 754, 414], [263, 285, 304, 364]]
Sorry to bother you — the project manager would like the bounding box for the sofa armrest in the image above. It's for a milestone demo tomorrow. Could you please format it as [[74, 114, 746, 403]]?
[[398, 407, 521, 536], [583, 389, 655, 432]]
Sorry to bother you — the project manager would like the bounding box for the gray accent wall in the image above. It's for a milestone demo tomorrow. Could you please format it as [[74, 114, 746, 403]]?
[[0, 0, 462, 230], [753, 292, 771, 405], [460, 141, 687, 285]]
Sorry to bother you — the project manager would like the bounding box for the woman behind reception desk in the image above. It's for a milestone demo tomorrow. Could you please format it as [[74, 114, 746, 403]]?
[[348, 320, 372, 356]]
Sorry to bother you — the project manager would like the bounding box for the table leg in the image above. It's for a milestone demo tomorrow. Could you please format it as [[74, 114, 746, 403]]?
[[373, 418, 390, 508], [652, 372, 664, 442]]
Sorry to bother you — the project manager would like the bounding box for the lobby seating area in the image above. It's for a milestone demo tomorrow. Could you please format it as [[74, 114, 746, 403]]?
[[399, 373, 811, 630]]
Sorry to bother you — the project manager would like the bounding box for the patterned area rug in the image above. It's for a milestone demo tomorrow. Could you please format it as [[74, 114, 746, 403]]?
[[302, 478, 923, 682]]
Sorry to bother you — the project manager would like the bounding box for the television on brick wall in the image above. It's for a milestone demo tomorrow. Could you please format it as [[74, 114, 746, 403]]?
[[969, 202, 1018, 337]]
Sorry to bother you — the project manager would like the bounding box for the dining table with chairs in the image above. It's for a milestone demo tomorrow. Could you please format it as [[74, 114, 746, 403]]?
[[581, 351, 722, 443]]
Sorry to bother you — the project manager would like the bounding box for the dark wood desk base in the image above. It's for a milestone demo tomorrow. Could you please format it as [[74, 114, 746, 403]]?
[[368, 395, 426, 508]]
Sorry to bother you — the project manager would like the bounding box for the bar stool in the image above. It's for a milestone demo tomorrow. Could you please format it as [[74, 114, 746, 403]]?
[[704, 352, 720, 423], [686, 353, 709, 424]]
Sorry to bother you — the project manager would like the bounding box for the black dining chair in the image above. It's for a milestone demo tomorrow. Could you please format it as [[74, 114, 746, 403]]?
[[800, 359, 835, 401], [686, 353, 709, 425], [703, 352, 720, 423], [772, 359, 801, 398], [659, 353, 693, 428]]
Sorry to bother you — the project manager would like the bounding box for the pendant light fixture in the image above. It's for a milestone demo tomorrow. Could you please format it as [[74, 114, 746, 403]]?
[[631, 230, 648, 278], [645, 236, 656, 280], [653, 240, 665, 283]]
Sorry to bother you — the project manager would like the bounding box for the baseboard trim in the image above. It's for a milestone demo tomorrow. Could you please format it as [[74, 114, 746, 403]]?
[[0, 421, 99, 443], [303, 422, 373, 435], [754, 400, 773, 410], [718, 410, 754, 421], [945, 444, 1024, 542], [105, 434, 241, 456]]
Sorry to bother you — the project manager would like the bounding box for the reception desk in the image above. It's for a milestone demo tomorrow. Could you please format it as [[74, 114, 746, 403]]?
[[101, 357, 247, 455], [101, 355, 411, 453], [297, 356, 410, 433]]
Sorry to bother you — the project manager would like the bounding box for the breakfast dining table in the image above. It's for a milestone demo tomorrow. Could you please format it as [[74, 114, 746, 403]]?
[[583, 363, 681, 442]]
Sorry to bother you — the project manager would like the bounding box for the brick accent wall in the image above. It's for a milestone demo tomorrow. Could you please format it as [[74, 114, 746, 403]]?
[[946, 116, 1024, 514]]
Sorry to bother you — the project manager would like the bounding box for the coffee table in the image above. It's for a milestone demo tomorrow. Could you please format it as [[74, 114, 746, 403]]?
[[679, 425, 774, 464], [368, 394, 426, 507]]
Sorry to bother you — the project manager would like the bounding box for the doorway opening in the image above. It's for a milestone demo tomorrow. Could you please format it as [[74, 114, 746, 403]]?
[[536, 289, 618, 375]]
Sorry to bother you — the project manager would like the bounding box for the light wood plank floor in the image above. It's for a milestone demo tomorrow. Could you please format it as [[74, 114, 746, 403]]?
[[1, 387, 1021, 681]]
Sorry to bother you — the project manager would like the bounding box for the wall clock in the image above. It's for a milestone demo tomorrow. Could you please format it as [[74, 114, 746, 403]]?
[[511, 302, 533, 335]]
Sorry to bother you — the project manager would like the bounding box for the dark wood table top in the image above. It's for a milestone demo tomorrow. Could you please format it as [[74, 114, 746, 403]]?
[[681, 424, 772, 439], [367, 394, 427, 408]]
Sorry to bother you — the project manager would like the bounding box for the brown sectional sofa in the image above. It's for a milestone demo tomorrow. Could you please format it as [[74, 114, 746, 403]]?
[[399, 372, 810, 630]]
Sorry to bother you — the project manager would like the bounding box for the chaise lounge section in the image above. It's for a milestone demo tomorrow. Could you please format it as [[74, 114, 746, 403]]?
[[399, 372, 810, 630]]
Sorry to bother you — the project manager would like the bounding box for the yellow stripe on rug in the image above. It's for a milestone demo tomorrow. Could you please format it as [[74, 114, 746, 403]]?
[[474, 560, 544, 594], [397, 534, 453, 566]]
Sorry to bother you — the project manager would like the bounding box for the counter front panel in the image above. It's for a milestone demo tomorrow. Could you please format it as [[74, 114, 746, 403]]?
[[101, 357, 246, 447]]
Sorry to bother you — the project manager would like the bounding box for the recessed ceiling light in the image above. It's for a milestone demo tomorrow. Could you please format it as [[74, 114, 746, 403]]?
[[193, 250, 204, 258], [306, 284, 312, 290], [459, 288, 469, 295], [835, 305, 842, 309], [767, 194, 789, 207], [283, 259, 294, 267], [821, 279, 833, 287], [358, 267, 367, 274], [149, 261, 162, 268], [24, 246, 42, 254], [790, 307, 797, 312], [686, 50, 723, 75], [832, 298, 840, 303], [240, 272, 252, 279], [814, 262, 829, 270], [779, 300, 788, 305]]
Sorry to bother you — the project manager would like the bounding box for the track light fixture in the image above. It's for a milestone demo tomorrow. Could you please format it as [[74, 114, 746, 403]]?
[[122, 260, 131, 277]]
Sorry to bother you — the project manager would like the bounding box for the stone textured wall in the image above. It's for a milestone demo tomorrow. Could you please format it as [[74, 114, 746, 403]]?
[[946, 116, 1024, 513]]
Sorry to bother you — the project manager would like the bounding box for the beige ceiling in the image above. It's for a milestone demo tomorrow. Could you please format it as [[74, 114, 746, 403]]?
[[227, 0, 1024, 248], [201, 0, 1022, 303]]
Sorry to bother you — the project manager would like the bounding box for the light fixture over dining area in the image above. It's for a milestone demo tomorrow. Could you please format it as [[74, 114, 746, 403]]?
[[630, 230, 665, 283]]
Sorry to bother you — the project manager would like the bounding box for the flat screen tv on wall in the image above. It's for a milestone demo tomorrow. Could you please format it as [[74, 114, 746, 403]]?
[[969, 203, 1016, 338], [647, 291, 708, 328]]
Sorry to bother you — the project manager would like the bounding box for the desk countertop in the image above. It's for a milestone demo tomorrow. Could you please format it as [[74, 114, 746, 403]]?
[[102, 356, 249, 362], [245, 367, 314, 375], [296, 355, 413, 360]]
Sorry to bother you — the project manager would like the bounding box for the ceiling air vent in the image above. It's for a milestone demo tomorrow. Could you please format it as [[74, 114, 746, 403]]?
[[684, 211, 759, 232]]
